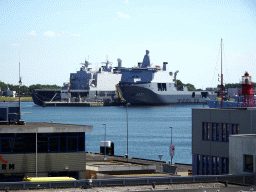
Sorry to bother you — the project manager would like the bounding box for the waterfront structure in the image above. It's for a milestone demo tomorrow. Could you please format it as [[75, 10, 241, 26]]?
[[192, 107, 256, 175], [0, 102, 93, 181], [229, 134, 256, 174]]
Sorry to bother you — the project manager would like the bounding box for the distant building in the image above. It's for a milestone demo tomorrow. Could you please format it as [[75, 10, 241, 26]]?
[[206, 87, 217, 91], [2, 88, 16, 97], [192, 108, 256, 175], [229, 134, 256, 174]]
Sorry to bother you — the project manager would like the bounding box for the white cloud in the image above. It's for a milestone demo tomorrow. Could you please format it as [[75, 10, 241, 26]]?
[[125, 0, 129, 4], [117, 12, 131, 19], [43, 31, 56, 37], [28, 30, 37, 36]]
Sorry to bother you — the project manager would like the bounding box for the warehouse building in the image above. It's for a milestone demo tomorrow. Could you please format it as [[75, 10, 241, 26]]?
[[0, 102, 93, 181], [192, 107, 256, 175]]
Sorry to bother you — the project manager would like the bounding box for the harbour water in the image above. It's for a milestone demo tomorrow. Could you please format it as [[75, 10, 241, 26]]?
[[21, 102, 205, 164]]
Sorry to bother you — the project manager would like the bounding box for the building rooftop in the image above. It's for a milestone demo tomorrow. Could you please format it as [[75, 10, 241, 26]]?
[[230, 134, 256, 137], [0, 122, 93, 133]]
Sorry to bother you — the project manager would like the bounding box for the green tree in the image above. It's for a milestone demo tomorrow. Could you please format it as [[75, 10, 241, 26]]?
[[176, 80, 196, 91]]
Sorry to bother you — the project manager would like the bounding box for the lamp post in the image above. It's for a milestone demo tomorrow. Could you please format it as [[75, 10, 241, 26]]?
[[103, 124, 107, 160], [170, 126, 173, 165], [126, 103, 130, 162]]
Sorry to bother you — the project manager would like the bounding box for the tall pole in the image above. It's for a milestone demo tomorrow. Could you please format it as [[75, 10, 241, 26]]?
[[103, 124, 107, 160], [36, 131, 37, 177], [18, 60, 21, 120], [126, 103, 130, 162], [170, 126, 173, 165], [221, 38, 224, 108]]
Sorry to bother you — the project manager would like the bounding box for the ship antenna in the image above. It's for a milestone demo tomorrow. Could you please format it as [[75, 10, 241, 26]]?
[[221, 39, 224, 108]]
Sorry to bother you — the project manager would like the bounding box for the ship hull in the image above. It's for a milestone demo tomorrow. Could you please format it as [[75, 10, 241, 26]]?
[[32, 90, 62, 106], [118, 83, 208, 106]]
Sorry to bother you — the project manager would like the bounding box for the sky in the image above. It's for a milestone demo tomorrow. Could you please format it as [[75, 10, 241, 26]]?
[[1, 0, 256, 89]]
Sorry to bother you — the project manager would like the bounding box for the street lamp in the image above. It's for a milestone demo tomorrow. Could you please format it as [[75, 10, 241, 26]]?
[[103, 124, 107, 160], [126, 103, 130, 162], [170, 126, 173, 165]]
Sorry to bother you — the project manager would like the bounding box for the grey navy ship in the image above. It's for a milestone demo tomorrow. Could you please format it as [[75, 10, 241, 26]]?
[[117, 50, 216, 105], [32, 58, 124, 106]]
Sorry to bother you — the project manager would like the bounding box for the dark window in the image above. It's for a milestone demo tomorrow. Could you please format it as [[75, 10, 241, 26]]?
[[232, 124, 236, 134], [212, 123, 216, 141], [222, 124, 226, 142], [25, 136, 36, 153], [60, 137, 67, 151], [212, 156, 216, 175], [38, 137, 48, 152], [78, 136, 85, 151], [68, 137, 77, 151], [197, 155, 201, 175], [226, 124, 230, 141], [222, 158, 226, 174], [1, 139, 12, 152], [49, 137, 59, 152], [216, 157, 220, 175], [244, 155, 253, 172], [216, 124, 220, 141], [157, 83, 162, 91], [207, 123, 210, 140], [162, 83, 167, 91], [13, 138, 24, 153]]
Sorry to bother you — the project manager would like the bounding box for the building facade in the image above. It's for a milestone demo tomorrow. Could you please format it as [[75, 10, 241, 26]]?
[[192, 108, 256, 175], [229, 134, 256, 174], [0, 122, 93, 181]]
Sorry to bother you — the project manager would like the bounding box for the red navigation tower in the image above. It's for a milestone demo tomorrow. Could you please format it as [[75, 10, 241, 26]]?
[[241, 72, 255, 107]]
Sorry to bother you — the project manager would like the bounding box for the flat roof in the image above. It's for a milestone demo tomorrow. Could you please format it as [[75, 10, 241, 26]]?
[[0, 122, 93, 133], [86, 161, 156, 172], [230, 134, 256, 138], [194, 107, 256, 111]]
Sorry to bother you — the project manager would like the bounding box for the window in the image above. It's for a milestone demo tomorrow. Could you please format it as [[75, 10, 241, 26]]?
[[1, 139, 11, 152], [212, 156, 216, 175], [216, 124, 220, 141], [157, 83, 167, 91], [38, 137, 48, 152], [212, 123, 216, 141], [60, 137, 67, 152], [0, 133, 85, 153], [244, 155, 253, 172], [13, 138, 24, 153], [226, 124, 230, 141], [222, 124, 226, 142], [232, 124, 236, 134], [207, 123, 210, 140], [49, 137, 59, 152], [68, 137, 77, 151]]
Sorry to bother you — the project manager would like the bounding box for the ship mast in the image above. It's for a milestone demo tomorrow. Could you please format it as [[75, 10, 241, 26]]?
[[221, 39, 223, 108]]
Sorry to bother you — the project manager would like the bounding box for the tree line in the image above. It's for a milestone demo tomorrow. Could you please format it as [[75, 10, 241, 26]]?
[[0, 82, 61, 96]]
